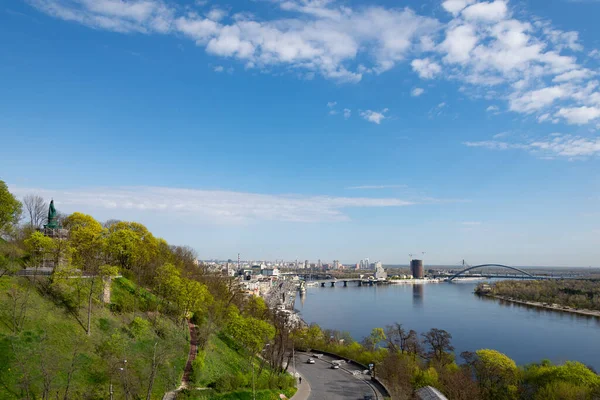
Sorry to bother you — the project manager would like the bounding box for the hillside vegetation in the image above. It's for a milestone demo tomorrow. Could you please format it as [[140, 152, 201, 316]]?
[[0, 182, 297, 399], [0, 275, 188, 399]]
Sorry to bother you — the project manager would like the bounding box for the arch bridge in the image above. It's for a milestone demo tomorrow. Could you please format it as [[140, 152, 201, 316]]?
[[448, 264, 534, 281]]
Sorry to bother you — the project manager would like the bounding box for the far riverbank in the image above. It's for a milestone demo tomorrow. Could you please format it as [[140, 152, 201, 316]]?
[[485, 294, 600, 318]]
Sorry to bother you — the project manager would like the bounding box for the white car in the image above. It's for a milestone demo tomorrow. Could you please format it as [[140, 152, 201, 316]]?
[[331, 364, 340, 369], [307, 358, 315, 364]]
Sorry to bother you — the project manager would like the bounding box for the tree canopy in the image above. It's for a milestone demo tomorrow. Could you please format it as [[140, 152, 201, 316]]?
[[0, 180, 22, 237]]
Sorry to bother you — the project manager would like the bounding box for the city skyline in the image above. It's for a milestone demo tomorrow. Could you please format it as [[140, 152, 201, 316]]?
[[2, 0, 600, 266]]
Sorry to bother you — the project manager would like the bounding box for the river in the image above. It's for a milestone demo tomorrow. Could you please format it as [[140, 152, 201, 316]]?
[[295, 280, 600, 370]]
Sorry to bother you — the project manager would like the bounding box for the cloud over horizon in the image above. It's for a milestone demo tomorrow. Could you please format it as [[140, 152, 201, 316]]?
[[8, 184, 429, 224]]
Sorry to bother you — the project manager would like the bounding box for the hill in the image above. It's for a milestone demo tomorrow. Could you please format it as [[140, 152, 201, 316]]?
[[0, 275, 189, 399]]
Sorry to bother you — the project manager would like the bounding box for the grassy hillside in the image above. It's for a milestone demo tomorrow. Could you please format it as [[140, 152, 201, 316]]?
[[177, 334, 296, 399], [0, 276, 188, 399]]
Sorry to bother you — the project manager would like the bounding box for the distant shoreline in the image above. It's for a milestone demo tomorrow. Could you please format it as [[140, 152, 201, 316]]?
[[486, 294, 600, 318]]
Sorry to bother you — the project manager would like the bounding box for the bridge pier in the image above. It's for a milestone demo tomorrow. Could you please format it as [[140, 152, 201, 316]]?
[[321, 282, 325, 287], [343, 280, 347, 287], [358, 281, 362, 287], [330, 281, 335, 287]]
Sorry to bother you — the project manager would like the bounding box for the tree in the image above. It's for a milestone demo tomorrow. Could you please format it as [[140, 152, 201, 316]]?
[[474, 349, 519, 400], [179, 278, 211, 321], [225, 313, 275, 358], [23, 231, 55, 267], [63, 212, 104, 270], [363, 327, 386, 351], [0, 241, 23, 277], [0, 180, 22, 237], [106, 221, 158, 284], [23, 195, 47, 229], [1, 283, 32, 333], [422, 328, 454, 365]]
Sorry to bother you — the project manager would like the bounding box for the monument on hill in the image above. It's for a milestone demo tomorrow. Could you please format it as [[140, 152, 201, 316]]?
[[41, 200, 68, 269], [44, 199, 59, 229], [43, 200, 67, 239]]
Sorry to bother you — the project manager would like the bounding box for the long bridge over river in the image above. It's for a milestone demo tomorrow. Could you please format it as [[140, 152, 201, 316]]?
[[292, 263, 583, 289]]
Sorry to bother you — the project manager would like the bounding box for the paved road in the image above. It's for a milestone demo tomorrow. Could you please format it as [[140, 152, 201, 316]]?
[[293, 352, 384, 400]]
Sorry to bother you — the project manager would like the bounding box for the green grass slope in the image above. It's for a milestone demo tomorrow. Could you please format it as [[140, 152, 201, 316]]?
[[0, 276, 188, 399]]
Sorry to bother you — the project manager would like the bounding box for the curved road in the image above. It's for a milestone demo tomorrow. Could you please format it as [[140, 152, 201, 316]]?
[[292, 352, 385, 400]]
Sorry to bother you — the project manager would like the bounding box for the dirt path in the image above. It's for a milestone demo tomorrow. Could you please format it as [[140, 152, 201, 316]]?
[[162, 320, 199, 400], [182, 320, 199, 387]]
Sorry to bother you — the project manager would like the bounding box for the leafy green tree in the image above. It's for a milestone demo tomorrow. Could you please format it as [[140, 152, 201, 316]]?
[[225, 313, 275, 358], [523, 360, 600, 398], [534, 381, 591, 400], [24, 231, 55, 265], [179, 278, 212, 321], [474, 349, 519, 400], [63, 212, 105, 269], [363, 327, 386, 351], [106, 221, 158, 284], [0, 180, 22, 237]]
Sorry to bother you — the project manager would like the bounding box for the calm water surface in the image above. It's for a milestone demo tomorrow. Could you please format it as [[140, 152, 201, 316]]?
[[295, 281, 600, 370]]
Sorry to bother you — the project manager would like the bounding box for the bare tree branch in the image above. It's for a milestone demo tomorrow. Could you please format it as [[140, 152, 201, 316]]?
[[23, 195, 47, 229]]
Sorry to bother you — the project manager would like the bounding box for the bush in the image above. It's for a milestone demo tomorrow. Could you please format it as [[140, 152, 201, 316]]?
[[129, 316, 151, 338]]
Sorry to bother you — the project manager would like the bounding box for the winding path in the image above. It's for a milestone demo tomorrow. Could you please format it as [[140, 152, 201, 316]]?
[[163, 320, 199, 400]]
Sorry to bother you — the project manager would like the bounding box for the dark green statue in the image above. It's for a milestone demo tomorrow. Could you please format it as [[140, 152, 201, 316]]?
[[45, 200, 59, 229]]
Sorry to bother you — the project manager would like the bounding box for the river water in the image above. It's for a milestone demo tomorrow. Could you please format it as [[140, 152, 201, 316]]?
[[295, 281, 600, 370]]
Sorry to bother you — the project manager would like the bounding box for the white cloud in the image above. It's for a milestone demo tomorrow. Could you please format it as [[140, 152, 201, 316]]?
[[360, 108, 388, 124], [555, 106, 600, 125], [486, 105, 499, 112], [343, 108, 351, 119], [538, 113, 551, 122], [327, 101, 337, 108], [213, 65, 224, 72], [552, 69, 594, 83], [442, 0, 475, 15], [411, 87, 425, 97], [206, 8, 227, 22], [461, 1, 508, 22], [509, 86, 568, 113], [28, 0, 439, 83], [442, 24, 478, 63], [26, 0, 600, 125], [411, 58, 441, 79], [464, 134, 600, 158], [8, 185, 421, 223], [347, 184, 407, 190]]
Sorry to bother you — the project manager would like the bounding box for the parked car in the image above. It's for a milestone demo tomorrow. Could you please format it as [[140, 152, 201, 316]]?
[[331, 364, 340, 369], [307, 358, 315, 364], [363, 393, 374, 400]]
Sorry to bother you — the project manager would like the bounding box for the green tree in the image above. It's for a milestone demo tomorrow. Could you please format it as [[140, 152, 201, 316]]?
[[24, 231, 55, 265], [534, 381, 591, 400], [0, 180, 22, 237], [363, 327, 386, 351], [179, 278, 212, 321], [63, 212, 105, 269], [225, 314, 275, 358], [106, 221, 158, 284], [474, 349, 519, 400]]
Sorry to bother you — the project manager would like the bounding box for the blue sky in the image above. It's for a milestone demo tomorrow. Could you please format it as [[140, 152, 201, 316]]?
[[2, 0, 600, 266]]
